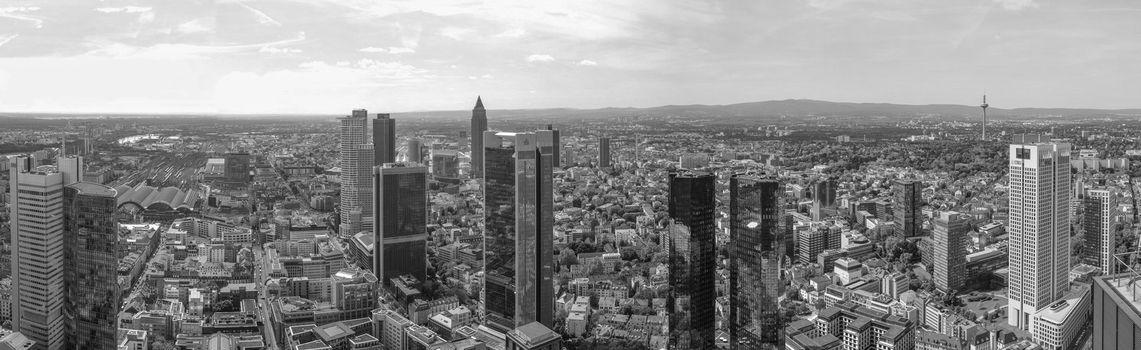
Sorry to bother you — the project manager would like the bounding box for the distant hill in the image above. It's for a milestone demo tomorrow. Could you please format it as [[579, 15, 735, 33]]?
[[4, 99, 1141, 121]]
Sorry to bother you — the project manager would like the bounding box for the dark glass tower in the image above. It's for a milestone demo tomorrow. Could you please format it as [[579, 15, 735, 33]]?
[[893, 180, 921, 237], [729, 175, 784, 349], [64, 182, 120, 350], [544, 124, 560, 167], [470, 97, 488, 177], [598, 137, 611, 168], [668, 171, 716, 350], [372, 163, 428, 285], [374, 113, 396, 166], [482, 131, 554, 333], [224, 152, 250, 183]]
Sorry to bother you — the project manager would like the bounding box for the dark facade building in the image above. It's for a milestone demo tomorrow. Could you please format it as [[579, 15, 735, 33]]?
[[407, 139, 423, 164], [893, 180, 922, 237], [668, 171, 716, 349], [729, 175, 784, 349], [64, 181, 121, 350], [545, 124, 560, 167], [813, 179, 836, 208], [372, 163, 428, 287], [431, 150, 460, 181], [373, 113, 396, 166], [224, 152, 250, 183], [933, 211, 969, 293], [537, 128, 559, 170], [1093, 274, 1141, 350], [482, 131, 554, 333], [598, 137, 611, 168], [470, 97, 487, 177]]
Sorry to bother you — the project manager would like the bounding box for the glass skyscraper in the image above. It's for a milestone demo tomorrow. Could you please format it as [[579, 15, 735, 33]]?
[[482, 131, 554, 333], [668, 171, 716, 349], [372, 163, 428, 285], [373, 113, 396, 166], [893, 179, 921, 237], [64, 182, 120, 350], [729, 174, 783, 349]]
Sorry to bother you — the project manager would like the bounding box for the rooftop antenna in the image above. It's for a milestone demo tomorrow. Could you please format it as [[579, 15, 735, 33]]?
[[980, 94, 989, 140]]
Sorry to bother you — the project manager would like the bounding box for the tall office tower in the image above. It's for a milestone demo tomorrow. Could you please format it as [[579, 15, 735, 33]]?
[[1083, 187, 1120, 275], [372, 163, 428, 285], [544, 124, 560, 167], [482, 131, 554, 332], [598, 137, 611, 168], [813, 179, 836, 208], [893, 180, 922, 237], [470, 97, 488, 178], [1007, 139, 1071, 330], [406, 139, 422, 163], [667, 171, 716, 350], [564, 148, 576, 167], [536, 130, 559, 170], [933, 211, 969, 293], [8, 155, 82, 350], [63, 182, 119, 350], [431, 150, 460, 180], [1091, 274, 1141, 350], [339, 110, 373, 235], [373, 113, 396, 166], [223, 152, 250, 183], [729, 175, 784, 349]]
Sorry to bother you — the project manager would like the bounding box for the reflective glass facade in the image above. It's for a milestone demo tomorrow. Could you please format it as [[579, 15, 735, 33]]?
[[668, 171, 716, 349], [729, 175, 783, 349], [64, 182, 120, 350], [372, 164, 428, 284]]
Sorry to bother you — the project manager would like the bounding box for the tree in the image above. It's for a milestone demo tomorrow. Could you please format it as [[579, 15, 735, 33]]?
[[559, 248, 579, 266]]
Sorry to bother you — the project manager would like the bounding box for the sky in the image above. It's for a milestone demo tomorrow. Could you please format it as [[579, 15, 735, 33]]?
[[0, 0, 1139, 114]]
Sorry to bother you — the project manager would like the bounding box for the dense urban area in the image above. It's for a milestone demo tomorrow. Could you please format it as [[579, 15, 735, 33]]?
[[3, 99, 1141, 350]]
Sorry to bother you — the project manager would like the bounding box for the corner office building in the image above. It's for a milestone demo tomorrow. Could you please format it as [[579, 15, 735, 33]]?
[[668, 171, 717, 349], [729, 175, 784, 349], [372, 163, 428, 286]]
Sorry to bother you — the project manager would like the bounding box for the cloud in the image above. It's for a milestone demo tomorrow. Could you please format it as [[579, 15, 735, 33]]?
[[95, 6, 152, 13], [495, 28, 526, 38], [1, 6, 44, 27], [82, 32, 307, 59], [993, 0, 1038, 11], [213, 59, 430, 113], [439, 27, 475, 41], [259, 47, 303, 54], [0, 34, 17, 49], [359, 46, 415, 54], [526, 54, 555, 63], [577, 59, 598, 66], [176, 18, 214, 34], [238, 2, 282, 26]]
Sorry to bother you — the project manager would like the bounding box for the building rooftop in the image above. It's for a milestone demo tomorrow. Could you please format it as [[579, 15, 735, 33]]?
[[509, 322, 559, 347]]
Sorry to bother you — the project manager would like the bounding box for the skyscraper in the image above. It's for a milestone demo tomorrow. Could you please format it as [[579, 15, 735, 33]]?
[[470, 97, 487, 178], [1007, 138, 1071, 330], [893, 180, 921, 237], [545, 124, 560, 167], [406, 139, 422, 163], [223, 152, 250, 183], [8, 155, 83, 350], [933, 211, 969, 293], [667, 171, 716, 350], [598, 137, 611, 168], [1083, 187, 1120, 275], [729, 174, 784, 349], [813, 179, 836, 208], [373, 113, 396, 166], [339, 110, 373, 235], [482, 131, 554, 333], [372, 163, 428, 285], [63, 181, 120, 350], [536, 129, 559, 170]]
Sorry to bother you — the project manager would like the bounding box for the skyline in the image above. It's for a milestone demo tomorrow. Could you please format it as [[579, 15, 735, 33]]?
[[1, 0, 1140, 114]]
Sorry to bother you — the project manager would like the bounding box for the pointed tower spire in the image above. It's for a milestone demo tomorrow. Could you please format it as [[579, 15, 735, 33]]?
[[474, 96, 484, 110]]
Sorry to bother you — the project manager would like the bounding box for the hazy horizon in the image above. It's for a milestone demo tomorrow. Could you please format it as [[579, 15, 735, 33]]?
[[1, 0, 1140, 114]]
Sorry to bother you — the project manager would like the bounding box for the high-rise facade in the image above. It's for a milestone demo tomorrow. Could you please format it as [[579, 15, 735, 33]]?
[[933, 211, 969, 293], [893, 180, 921, 237], [544, 124, 560, 167], [536, 130, 559, 171], [729, 175, 783, 349], [373, 113, 396, 166], [372, 163, 428, 285], [667, 171, 716, 350], [8, 155, 83, 350], [1083, 187, 1119, 275], [1007, 139, 1071, 330], [223, 152, 250, 183], [63, 182, 120, 350], [813, 179, 836, 208], [470, 97, 487, 178], [1091, 273, 1141, 350], [406, 139, 422, 163], [598, 137, 611, 168], [339, 110, 373, 235], [482, 131, 554, 333]]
